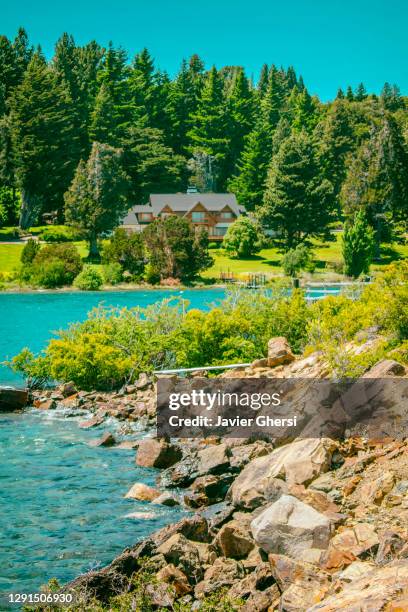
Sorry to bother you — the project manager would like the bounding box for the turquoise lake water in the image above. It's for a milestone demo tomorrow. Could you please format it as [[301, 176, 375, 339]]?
[[0, 287, 341, 386], [0, 409, 186, 607], [0, 287, 343, 605], [0, 289, 225, 386]]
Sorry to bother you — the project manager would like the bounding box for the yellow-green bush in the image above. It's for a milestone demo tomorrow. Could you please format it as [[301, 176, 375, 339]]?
[[10, 263, 408, 389]]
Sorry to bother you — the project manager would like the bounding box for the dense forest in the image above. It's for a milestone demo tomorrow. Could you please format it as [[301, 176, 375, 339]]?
[[0, 28, 407, 249]]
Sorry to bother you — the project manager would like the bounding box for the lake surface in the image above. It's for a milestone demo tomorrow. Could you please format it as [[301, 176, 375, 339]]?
[[0, 409, 186, 608], [0, 287, 342, 386], [0, 289, 226, 386]]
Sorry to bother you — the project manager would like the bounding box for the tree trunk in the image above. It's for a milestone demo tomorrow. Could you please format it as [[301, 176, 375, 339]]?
[[374, 213, 382, 262], [88, 233, 100, 262], [19, 190, 33, 230]]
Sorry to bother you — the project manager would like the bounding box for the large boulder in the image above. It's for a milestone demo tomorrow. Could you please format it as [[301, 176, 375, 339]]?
[[196, 443, 230, 475], [214, 518, 255, 559], [307, 560, 408, 611], [363, 359, 406, 377], [229, 438, 335, 509], [89, 432, 116, 447], [194, 557, 245, 598], [124, 482, 160, 502], [156, 533, 203, 583], [324, 523, 379, 561], [156, 564, 192, 596], [267, 337, 295, 367], [136, 438, 182, 469], [185, 474, 234, 508], [250, 495, 333, 558]]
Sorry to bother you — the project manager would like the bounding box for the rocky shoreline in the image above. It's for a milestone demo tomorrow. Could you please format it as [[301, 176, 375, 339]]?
[[12, 338, 408, 610]]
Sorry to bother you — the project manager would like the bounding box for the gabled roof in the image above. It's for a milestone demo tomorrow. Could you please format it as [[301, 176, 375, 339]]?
[[122, 193, 244, 225], [149, 193, 242, 215]]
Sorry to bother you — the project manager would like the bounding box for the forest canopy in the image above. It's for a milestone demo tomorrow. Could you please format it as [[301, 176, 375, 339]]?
[[0, 28, 407, 249]]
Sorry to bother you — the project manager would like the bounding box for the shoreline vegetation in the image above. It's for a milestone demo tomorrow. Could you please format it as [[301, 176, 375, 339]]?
[[8, 261, 408, 392]]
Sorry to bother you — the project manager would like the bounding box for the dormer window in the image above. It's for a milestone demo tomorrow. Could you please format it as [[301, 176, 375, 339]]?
[[192, 211, 205, 221], [138, 213, 153, 222], [220, 211, 233, 219]]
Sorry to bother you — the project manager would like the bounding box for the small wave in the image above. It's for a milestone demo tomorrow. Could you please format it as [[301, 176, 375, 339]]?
[[122, 511, 156, 520]]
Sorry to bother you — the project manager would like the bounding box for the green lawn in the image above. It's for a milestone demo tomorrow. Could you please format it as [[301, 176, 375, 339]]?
[[0, 231, 407, 282], [0, 243, 24, 275], [203, 233, 408, 281]]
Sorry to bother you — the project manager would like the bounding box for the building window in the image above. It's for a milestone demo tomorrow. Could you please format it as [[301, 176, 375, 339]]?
[[212, 226, 227, 236], [220, 211, 234, 219], [160, 212, 173, 218], [138, 213, 152, 222], [192, 211, 205, 222]]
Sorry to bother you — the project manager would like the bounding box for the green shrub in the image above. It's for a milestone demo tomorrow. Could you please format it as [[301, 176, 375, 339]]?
[[39, 226, 82, 242], [282, 244, 313, 277], [33, 260, 71, 288], [73, 266, 104, 290], [8, 348, 51, 389], [103, 262, 123, 285], [144, 263, 161, 285], [388, 340, 408, 365], [365, 260, 408, 340], [11, 262, 408, 390], [102, 228, 145, 277], [21, 239, 40, 264], [223, 217, 263, 258], [21, 243, 83, 288]]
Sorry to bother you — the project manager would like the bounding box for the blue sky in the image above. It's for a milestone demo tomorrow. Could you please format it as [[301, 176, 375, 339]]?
[[2, 0, 407, 101]]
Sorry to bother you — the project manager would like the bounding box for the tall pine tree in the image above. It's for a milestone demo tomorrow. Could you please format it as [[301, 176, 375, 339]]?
[[9, 52, 79, 227], [187, 66, 229, 190], [259, 131, 334, 248]]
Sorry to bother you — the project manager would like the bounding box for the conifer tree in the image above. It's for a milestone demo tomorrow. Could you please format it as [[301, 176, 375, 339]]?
[[228, 121, 272, 210], [122, 125, 187, 203], [65, 142, 129, 259], [259, 131, 334, 248], [187, 66, 229, 189], [130, 48, 171, 133], [381, 82, 403, 111], [346, 85, 354, 101], [340, 115, 408, 253], [9, 52, 78, 227], [90, 44, 133, 145], [291, 89, 319, 133], [166, 59, 199, 154], [319, 99, 355, 206], [12, 28, 33, 82], [336, 88, 344, 99], [224, 67, 254, 179], [354, 82, 367, 101], [0, 36, 18, 100], [261, 66, 284, 131], [342, 210, 374, 278], [286, 66, 298, 90], [257, 64, 269, 97]]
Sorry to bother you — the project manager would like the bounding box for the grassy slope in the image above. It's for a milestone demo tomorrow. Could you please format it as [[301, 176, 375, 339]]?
[[203, 233, 408, 280], [0, 244, 24, 275], [1, 230, 407, 280]]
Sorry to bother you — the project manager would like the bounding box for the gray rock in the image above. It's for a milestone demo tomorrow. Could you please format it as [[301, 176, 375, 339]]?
[[152, 492, 180, 507], [251, 494, 333, 557], [229, 438, 335, 509]]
